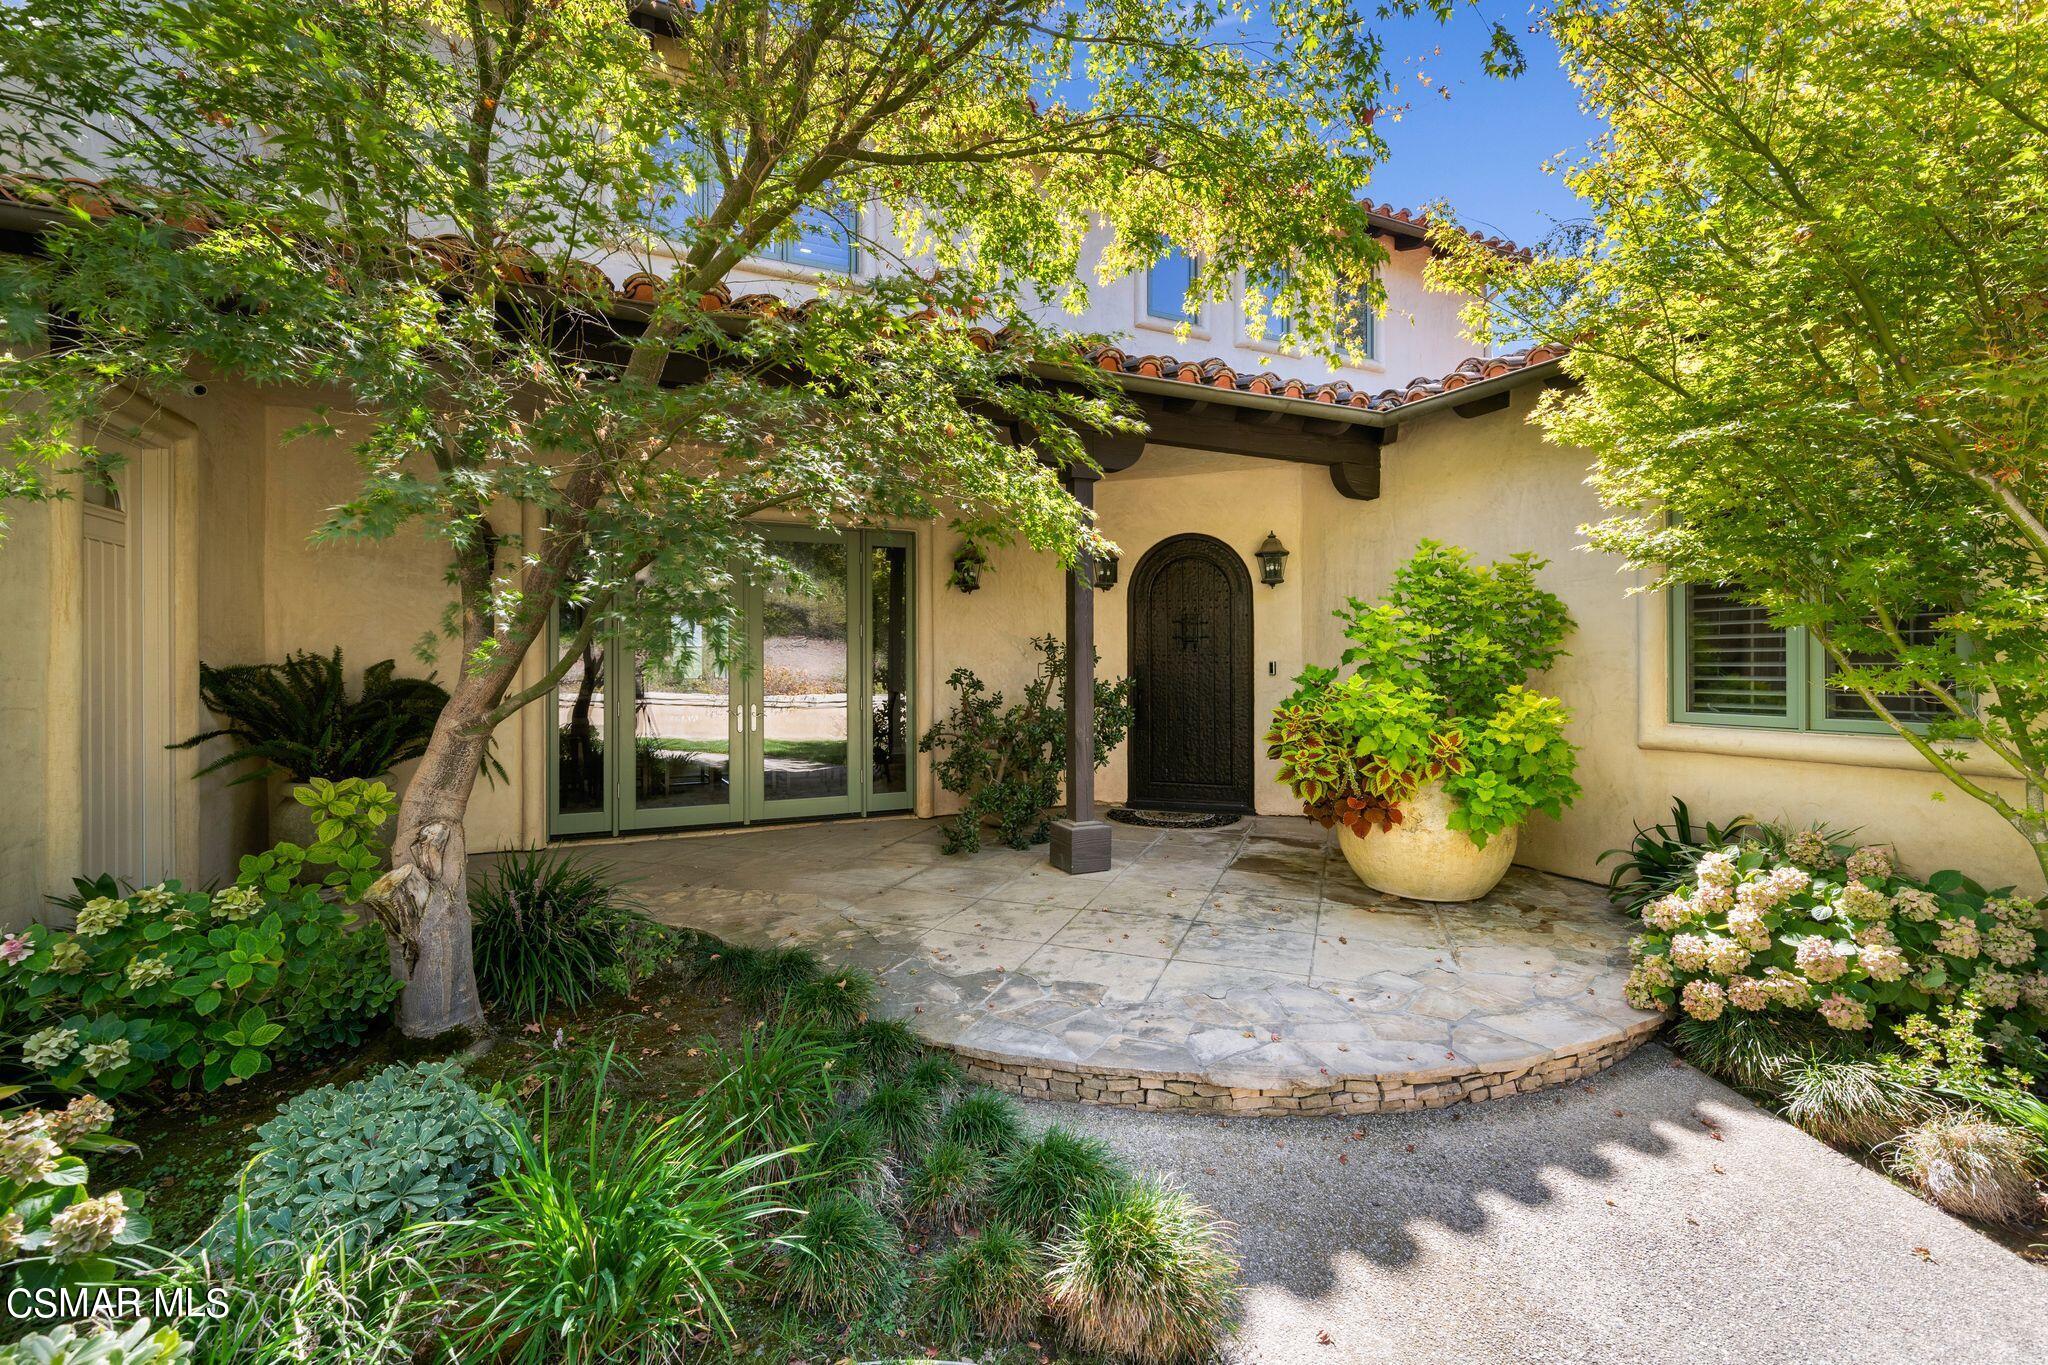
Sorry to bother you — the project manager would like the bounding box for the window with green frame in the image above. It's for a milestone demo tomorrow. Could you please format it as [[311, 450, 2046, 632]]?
[[1670, 585, 1949, 732]]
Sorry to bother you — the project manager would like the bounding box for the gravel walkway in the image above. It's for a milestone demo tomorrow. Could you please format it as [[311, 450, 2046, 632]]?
[[1031, 1043, 2047, 1365]]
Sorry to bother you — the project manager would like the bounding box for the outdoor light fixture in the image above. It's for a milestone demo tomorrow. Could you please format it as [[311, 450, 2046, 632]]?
[[1093, 551, 1120, 591], [1256, 532, 1290, 587], [949, 543, 986, 593]]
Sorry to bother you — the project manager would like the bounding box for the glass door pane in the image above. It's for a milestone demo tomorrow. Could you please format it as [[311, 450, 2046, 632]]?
[[751, 534, 857, 818], [866, 536, 913, 810], [620, 615, 738, 829], [549, 601, 612, 835]]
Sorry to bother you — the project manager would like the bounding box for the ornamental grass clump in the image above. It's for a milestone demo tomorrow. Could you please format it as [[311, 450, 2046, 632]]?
[[1625, 831, 2048, 1074], [1267, 541, 1579, 846], [903, 1138, 988, 1223], [800, 1118, 895, 1203], [1776, 1056, 1931, 1149], [777, 1190, 905, 1326], [921, 1219, 1042, 1344], [780, 969, 879, 1029], [698, 1021, 849, 1167], [470, 849, 670, 1021], [1045, 1179, 1239, 1365], [989, 1126, 1126, 1235], [937, 1087, 1025, 1157], [845, 1017, 924, 1077], [1887, 1113, 2042, 1226], [857, 1077, 939, 1152]]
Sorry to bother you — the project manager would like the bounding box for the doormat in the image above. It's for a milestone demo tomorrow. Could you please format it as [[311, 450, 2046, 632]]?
[[1107, 807, 1241, 830]]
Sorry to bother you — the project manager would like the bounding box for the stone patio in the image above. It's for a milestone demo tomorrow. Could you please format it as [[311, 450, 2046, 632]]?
[[596, 815, 1665, 1116]]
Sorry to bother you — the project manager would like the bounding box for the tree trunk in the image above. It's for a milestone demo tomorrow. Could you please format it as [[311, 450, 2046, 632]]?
[[367, 675, 501, 1037]]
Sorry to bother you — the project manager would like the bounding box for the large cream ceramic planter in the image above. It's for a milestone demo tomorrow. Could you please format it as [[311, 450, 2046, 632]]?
[[1336, 778, 1517, 903]]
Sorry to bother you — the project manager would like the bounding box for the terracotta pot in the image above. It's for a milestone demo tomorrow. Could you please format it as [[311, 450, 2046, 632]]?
[[1335, 778, 1517, 902]]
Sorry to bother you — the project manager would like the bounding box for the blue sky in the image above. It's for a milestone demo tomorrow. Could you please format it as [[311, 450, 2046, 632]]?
[[1354, 5, 1597, 248]]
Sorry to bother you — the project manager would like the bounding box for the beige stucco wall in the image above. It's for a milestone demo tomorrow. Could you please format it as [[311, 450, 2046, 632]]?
[[923, 449, 1313, 818], [1297, 386, 2044, 894], [6, 375, 2037, 923]]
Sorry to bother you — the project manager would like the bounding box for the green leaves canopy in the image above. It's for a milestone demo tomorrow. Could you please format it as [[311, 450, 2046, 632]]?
[[1430, 0, 2048, 873]]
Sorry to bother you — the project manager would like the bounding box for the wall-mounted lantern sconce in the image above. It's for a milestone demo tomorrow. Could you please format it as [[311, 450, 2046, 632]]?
[[1256, 532, 1290, 588], [950, 543, 987, 594], [1093, 551, 1120, 592]]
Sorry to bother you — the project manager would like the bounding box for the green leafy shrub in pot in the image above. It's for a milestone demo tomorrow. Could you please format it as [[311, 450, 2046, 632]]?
[[1266, 541, 1579, 846], [919, 634, 1134, 854], [1, 781, 401, 1098], [469, 850, 672, 1021], [0, 1093, 152, 1296], [1626, 831, 2048, 1078], [209, 1061, 513, 1254], [1044, 1178, 1239, 1365]]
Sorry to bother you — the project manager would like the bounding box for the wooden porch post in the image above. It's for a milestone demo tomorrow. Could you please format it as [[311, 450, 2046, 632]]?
[[1051, 468, 1113, 874]]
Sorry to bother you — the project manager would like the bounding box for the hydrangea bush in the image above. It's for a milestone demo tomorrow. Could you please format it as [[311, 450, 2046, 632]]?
[[0, 1092, 151, 1294], [0, 781, 401, 1098], [1627, 830, 2048, 1074]]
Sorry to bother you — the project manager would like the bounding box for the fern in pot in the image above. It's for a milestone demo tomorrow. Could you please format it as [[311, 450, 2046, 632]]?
[[1267, 541, 1580, 902], [174, 647, 495, 846]]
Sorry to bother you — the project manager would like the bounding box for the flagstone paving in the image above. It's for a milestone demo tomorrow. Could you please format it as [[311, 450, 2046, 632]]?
[[597, 815, 1665, 1114]]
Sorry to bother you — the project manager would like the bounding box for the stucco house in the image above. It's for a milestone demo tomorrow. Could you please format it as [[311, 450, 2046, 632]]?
[[1, 181, 2035, 924]]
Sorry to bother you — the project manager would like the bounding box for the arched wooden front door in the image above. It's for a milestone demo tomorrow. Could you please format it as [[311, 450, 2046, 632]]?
[[1127, 534, 1253, 812]]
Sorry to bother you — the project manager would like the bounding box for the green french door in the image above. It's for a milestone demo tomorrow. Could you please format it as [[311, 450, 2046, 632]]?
[[548, 527, 914, 838]]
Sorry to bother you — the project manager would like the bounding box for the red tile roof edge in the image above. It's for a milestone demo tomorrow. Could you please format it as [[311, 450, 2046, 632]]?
[[0, 176, 1559, 414]]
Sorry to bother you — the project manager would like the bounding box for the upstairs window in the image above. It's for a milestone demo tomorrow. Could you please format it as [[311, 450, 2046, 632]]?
[[1343, 288, 1379, 363], [658, 159, 861, 275], [1672, 585, 1950, 732], [1248, 272, 1378, 362], [1144, 246, 1202, 325]]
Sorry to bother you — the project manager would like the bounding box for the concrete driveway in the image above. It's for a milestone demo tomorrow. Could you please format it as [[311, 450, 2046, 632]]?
[[1031, 1043, 2047, 1365]]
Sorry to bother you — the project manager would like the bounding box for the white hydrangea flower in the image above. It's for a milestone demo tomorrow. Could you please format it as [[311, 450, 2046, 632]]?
[[1695, 849, 1739, 888], [1669, 933, 1713, 974], [1837, 883, 1890, 920], [1784, 829, 1839, 867], [0, 1114, 60, 1184], [1845, 844, 1894, 885], [1859, 943, 1908, 982], [1705, 935, 1752, 976], [1892, 887, 1942, 922], [1691, 882, 1734, 917], [1726, 976, 1772, 1011], [1816, 994, 1870, 1031], [72, 897, 130, 938], [131, 885, 180, 913], [1728, 906, 1773, 952], [124, 956, 174, 989], [1643, 895, 1690, 932], [1680, 979, 1726, 1021], [1976, 969, 2023, 1010], [210, 885, 265, 922], [78, 1039, 130, 1078], [1795, 936, 1852, 983], [1933, 918, 1981, 960], [47, 1192, 126, 1261], [1983, 921, 2038, 968], [22, 1026, 79, 1070]]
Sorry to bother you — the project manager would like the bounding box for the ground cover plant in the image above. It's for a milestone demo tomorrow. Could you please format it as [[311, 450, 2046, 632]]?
[[1268, 541, 1579, 844], [921, 635, 1135, 854]]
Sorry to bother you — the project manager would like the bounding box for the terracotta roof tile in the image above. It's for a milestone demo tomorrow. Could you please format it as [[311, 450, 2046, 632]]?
[[0, 175, 1563, 416], [1075, 339, 1565, 414]]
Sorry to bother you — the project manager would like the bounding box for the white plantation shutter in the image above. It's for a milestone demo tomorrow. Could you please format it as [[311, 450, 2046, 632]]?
[[1822, 611, 1949, 725], [1683, 584, 1790, 717]]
